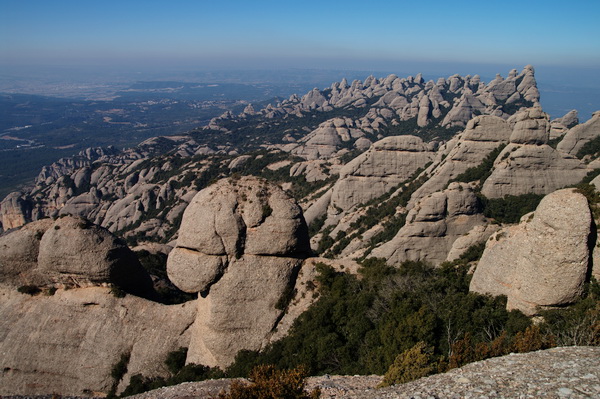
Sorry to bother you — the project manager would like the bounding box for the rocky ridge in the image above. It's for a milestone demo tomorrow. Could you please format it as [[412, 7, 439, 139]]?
[[0, 66, 542, 242]]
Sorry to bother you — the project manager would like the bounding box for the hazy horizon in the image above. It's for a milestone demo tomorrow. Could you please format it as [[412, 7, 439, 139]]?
[[1, 0, 599, 119], [2, 1, 599, 68]]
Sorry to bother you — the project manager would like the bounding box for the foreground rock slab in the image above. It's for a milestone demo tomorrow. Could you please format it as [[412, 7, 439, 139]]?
[[125, 347, 599, 399]]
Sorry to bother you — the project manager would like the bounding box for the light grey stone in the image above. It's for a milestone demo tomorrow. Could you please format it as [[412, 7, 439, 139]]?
[[470, 189, 591, 315]]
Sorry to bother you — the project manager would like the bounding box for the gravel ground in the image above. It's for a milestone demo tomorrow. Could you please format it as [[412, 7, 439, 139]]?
[[3, 347, 598, 399]]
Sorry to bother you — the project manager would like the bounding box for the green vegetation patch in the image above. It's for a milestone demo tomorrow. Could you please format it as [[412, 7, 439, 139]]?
[[450, 144, 506, 186], [479, 193, 544, 224], [576, 136, 600, 159], [224, 254, 532, 377]]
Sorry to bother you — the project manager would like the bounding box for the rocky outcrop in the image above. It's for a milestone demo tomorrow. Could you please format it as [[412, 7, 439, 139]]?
[[372, 183, 487, 266], [38, 216, 154, 295], [291, 118, 365, 160], [0, 286, 196, 396], [0, 191, 33, 231], [290, 160, 331, 182], [553, 109, 579, 129], [0, 216, 154, 298], [36, 146, 121, 186], [0, 67, 542, 239], [0, 218, 53, 285], [410, 115, 512, 205], [166, 176, 311, 368], [470, 189, 592, 315], [481, 108, 589, 198], [556, 110, 600, 156], [330, 136, 435, 211], [445, 224, 500, 262], [130, 347, 600, 399]]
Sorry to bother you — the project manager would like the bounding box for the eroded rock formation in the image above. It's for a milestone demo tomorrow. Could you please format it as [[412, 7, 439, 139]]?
[[166, 176, 312, 368], [0, 216, 154, 296], [481, 108, 590, 198], [330, 135, 435, 212], [470, 189, 592, 315], [372, 183, 487, 265]]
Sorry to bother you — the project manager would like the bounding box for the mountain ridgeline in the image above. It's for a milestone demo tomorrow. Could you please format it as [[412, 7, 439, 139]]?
[[1, 66, 600, 396]]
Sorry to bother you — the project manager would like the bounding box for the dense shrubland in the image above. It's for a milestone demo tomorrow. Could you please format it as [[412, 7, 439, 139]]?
[[223, 255, 598, 387]]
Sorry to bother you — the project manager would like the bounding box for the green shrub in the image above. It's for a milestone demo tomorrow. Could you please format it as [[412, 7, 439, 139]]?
[[308, 215, 326, 237], [120, 374, 166, 397], [226, 259, 528, 377], [218, 365, 320, 399], [120, 348, 224, 396], [380, 342, 435, 387], [165, 347, 187, 375]]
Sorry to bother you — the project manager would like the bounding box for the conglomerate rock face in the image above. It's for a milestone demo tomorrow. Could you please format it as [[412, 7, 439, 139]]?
[[0, 286, 196, 396], [0, 217, 183, 396], [330, 135, 435, 212], [166, 176, 312, 368], [408, 115, 513, 206], [371, 182, 487, 265], [470, 189, 592, 315], [481, 108, 590, 198]]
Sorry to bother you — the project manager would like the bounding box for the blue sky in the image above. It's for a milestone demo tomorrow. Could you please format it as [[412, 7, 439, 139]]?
[[2, 0, 599, 69]]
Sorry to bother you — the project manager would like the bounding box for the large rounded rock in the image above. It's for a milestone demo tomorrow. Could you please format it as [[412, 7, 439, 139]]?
[[470, 189, 592, 315], [0, 219, 53, 285], [37, 216, 154, 297], [509, 108, 549, 145], [167, 176, 311, 368]]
